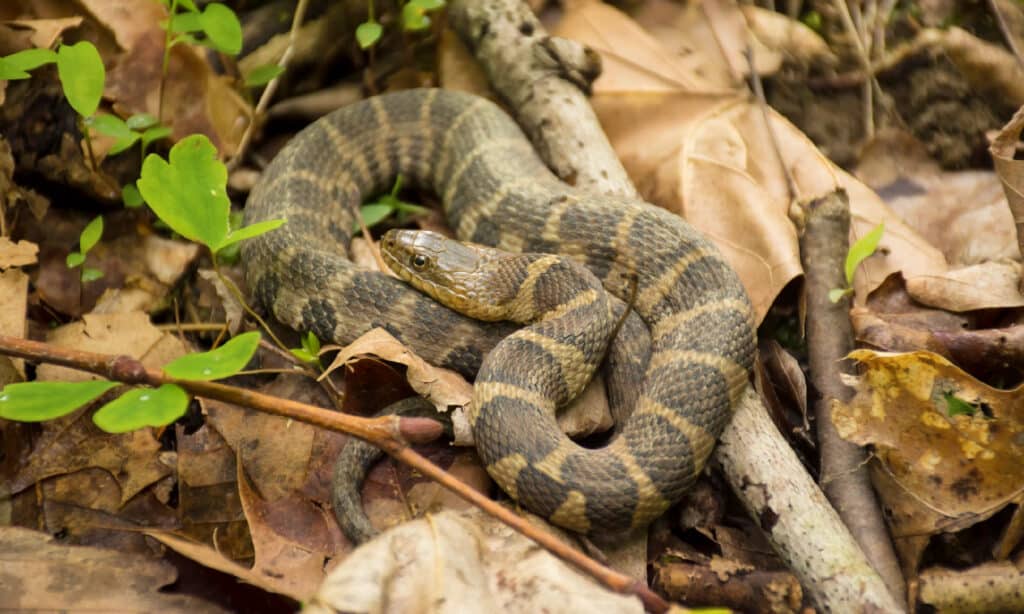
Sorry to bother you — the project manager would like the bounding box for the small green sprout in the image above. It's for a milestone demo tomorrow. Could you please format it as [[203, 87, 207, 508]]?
[[66, 215, 104, 282], [357, 175, 430, 233], [829, 222, 884, 303]]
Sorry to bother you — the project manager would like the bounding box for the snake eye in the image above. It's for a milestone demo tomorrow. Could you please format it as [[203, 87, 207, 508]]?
[[411, 254, 428, 269]]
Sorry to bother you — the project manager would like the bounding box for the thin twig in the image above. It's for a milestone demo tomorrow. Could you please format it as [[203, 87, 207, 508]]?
[[0, 334, 669, 612], [832, 0, 880, 138], [227, 0, 311, 170]]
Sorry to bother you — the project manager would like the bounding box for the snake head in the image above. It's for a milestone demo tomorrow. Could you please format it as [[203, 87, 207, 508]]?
[[380, 229, 522, 322]]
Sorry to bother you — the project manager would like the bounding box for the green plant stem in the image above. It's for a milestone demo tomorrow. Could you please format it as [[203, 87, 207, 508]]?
[[227, 0, 310, 170], [78, 117, 98, 172], [211, 259, 289, 354], [0, 333, 669, 612], [158, 0, 180, 124]]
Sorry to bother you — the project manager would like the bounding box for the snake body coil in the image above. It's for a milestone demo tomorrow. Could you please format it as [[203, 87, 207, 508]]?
[[243, 89, 755, 533]]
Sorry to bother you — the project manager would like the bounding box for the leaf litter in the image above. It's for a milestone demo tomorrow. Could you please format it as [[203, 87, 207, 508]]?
[[1, 0, 1024, 610]]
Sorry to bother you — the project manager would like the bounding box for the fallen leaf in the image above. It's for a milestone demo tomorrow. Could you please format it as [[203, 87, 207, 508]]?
[[36, 311, 188, 382], [0, 237, 38, 268], [306, 508, 644, 614], [0, 268, 28, 377], [145, 530, 304, 603], [832, 350, 1024, 571], [238, 460, 338, 601], [555, 2, 947, 322], [0, 526, 227, 613], [323, 327, 474, 415], [905, 260, 1024, 312], [989, 103, 1024, 265]]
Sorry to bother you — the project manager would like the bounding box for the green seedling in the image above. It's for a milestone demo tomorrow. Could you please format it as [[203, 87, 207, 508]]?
[[137, 134, 283, 256], [829, 222, 884, 303], [401, 0, 446, 31], [357, 174, 430, 233], [356, 0, 447, 49], [66, 215, 104, 282], [0, 332, 261, 433], [290, 331, 323, 369]]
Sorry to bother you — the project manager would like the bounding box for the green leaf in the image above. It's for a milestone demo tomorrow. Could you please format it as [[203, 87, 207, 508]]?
[[356, 21, 383, 49], [79, 215, 104, 253], [302, 331, 320, 355], [137, 134, 230, 251], [163, 331, 260, 380], [140, 125, 172, 152], [126, 113, 159, 130], [122, 183, 144, 208], [56, 42, 105, 117], [81, 267, 104, 282], [290, 348, 316, 363], [401, 3, 431, 31], [409, 0, 446, 10], [244, 63, 285, 87], [356, 203, 395, 232], [109, 133, 141, 155], [828, 287, 851, 304], [176, 0, 200, 12], [217, 218, 286, 253], [169, 12, 203, 33], [199, 3, 243, 55], [844, 222, 885, 286], [0, 58, 31, 80], [66, 251, 85, 268], [4, 48, 58, 71], [92, 384, 189, 432], [944, 392, 977, 417], [90, 114, 141, 154], [0, 380, 119, 422], [89, 113, 131, 138]]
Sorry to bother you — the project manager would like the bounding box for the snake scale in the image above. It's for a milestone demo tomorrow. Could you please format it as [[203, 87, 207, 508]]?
[[242, 88, 755, 533]]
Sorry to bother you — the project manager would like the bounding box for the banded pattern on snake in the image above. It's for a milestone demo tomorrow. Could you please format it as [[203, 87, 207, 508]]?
[[242, 88, 755, 533]]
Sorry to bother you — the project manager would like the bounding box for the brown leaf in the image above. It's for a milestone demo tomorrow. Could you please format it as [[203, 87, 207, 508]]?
[[555, 2, 946, 321], [145, 530, 305, 602], [0, 237, 38, 268], [0, 268, 28, 377], [323, 328, 474, 416], [36, 311, 188, 382], [307, 508, 644, 614], [905, 260, 1024, 312], [0, 526, 227, 612], [989, 103, 1024, 264], [237, 461, 338, 601], [832, 350, 1024, 568]]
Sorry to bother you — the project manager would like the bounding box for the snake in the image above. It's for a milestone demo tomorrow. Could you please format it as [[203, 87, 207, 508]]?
[[242, 88, 755, 534]]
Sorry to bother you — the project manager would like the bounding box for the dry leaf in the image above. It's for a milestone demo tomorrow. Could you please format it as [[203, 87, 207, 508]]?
[[905, 260, 1024, 311], [989, 103, 1024, 264], [36, 311, 187, 382], [237, 461, 337, 601], [832, 350, 1024, 569], [555, 2, 947, 321], [0, 526, 227, 612], [0, 268, 28, 377], [323, 328, 474, 415], [145, 530, 305, 602], [0, 237, 38, 268], [306, 508, 644, 614]]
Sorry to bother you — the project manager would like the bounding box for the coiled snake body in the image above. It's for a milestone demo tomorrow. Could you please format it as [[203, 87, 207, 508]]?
[[243, 89, 755, 533]]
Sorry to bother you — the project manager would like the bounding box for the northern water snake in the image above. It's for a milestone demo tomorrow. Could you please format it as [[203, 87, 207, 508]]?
[[242, 88, 755, 533]]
